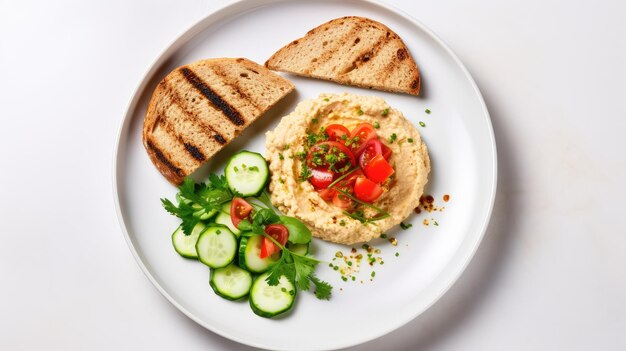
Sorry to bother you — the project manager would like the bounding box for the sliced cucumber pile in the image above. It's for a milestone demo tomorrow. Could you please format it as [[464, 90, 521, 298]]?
[[224, 151, 268, 197], [164, 150, 322, 318], [210, 263, 252, 300], [249, 272, 296, 318]]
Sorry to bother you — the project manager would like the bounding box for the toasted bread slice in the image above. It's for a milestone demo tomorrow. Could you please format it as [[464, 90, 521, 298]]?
[[265, 16, 420, 96], [143, 58, 294, 185]]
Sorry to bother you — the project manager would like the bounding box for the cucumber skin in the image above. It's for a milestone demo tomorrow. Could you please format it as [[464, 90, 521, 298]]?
[[171, 223, 206, 259], [209, 266, 252, 301], [224, 151, 269, 197], [195, 225, 237, 269], [249, 274, 296, 318], [238, 235, 280, 273]]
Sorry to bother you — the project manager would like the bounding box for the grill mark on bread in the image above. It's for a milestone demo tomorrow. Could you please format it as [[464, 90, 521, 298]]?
[[184, 143, 206, 161], [344, 31, 393, 75], [180, 67, 246, 126], [210, 66, 262, 111], [306, 22, 365, 74], [165, 80, 230, 148], [146, 139, 183, 176]]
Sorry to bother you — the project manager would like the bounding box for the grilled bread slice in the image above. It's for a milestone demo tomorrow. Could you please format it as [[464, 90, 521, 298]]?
[[143, 58, 294, 185], [265, 16, 420, 96]]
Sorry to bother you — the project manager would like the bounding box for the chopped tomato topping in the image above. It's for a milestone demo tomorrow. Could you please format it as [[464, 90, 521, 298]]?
[[230, 197, 253, 229], [364, 154, 395, 183], [325, 124, 350, 141], [354, 176, 383, 202], [307, 141, 356, 171], [350, 123, 377, 152], [309, 167, 334, 189], [260, 224, 289, 259]]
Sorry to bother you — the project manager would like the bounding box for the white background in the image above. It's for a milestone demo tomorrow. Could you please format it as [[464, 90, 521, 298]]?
[[1, 0, 625, 350]]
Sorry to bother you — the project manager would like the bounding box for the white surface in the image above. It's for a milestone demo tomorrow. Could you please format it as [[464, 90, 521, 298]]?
[[1, 0, 625, 350], [113, 1, 495, 349]]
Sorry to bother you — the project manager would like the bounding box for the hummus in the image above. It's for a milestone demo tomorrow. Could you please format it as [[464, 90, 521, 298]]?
[[266, 93, 430, 245]]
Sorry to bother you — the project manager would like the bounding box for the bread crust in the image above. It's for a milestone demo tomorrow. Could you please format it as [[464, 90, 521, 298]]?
[[143, 58, 294, 185], [265, 16, 420, 96]]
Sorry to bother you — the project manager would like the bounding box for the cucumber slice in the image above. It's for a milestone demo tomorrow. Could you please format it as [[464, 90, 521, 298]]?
[[215, 202, 240, 235], [171, 222, 206, 259], [287, 242, 309, 256], [224, 151, 268, 197], [209, 263, 252, 300], [191, 204, 218, 221], [249, 272, 296, 318], [238, 235, 281, 273], [195, 226, 237, 268]]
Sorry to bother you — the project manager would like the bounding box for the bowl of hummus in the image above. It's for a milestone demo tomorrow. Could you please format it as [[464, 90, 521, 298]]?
[[266, 92, 430, 245]]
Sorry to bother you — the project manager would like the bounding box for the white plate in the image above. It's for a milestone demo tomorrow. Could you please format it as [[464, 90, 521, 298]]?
[[113, 0, 496, 349]]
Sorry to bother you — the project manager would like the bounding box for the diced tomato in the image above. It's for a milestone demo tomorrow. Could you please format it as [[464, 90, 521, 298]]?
[[354, 176, 384, 202], [325, 124, 350, 141], [332, 190, 354, 209], [230, 197, 253, 229], [307, 141, 356, 170], [317, 188, 337, 201], [381, 143, 392, 160], [364, 154, 395, 183], [358, 139, 383, 169], [309, 167, 334, 189], [350, 123, 377, 151], [260, 224, 289, 259]]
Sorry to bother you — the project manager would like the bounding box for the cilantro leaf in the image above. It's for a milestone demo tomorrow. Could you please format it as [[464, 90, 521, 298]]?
[[292, 254, 315, 291], [311, 276, 332, 300], [208, 173, 229, 191], [161, 198, 198, 235]]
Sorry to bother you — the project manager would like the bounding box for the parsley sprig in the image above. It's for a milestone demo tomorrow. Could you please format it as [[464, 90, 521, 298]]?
[[236, 199, 333, 300], [161, 177, 233, 235]]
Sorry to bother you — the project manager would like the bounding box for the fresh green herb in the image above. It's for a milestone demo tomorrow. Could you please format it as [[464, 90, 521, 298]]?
[[326, 167, 358, 189], [351, 276, 356, 281], [295, 151, 307, 159], [373, 121, 380, 129], [279, 153, 284, 160], [357, 109, 364, 115], [380, 233, 388, 239], [425, 108, 431, 114], [434, 220, 439, 226], [339, 219, 346, 226], [400, 222, 413, 230], [299, 162, 312, 181], [419, 121, 426, 127], [312, 118, 318, 124], [323, 98, 330, 102], [389, 133, 397, 144], [371, 271, 376, 277], [407, 138, 414, 143], [395, 252, 400, 257], [283, 144, 290, 150], [279, 178, 284, 184], [382, 108, 389, 116], [161, 178, 233, 235], [265, 248, 333, 300]]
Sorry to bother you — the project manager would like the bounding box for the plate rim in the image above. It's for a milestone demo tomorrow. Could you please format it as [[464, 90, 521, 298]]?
[[112, 0, 498, 349]]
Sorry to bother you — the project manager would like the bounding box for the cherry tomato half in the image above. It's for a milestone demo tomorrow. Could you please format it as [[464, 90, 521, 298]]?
[[332, 189, 354, 209], [354, 176, 384, 202], [350, 123, 377, 151], [309, 167, 335, 189], [230, 197, 253, 229], [325, 124, 350, 141], [364, 154, 395, 183], [307, 141, 356, 170], [358, 138, 383, 169], [317, 188, 337, 201], [260, 224, 289, 259]]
